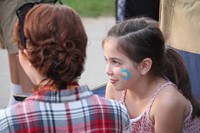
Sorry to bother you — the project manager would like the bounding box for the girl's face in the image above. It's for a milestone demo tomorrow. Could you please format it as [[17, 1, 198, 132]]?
[[103, 38, 140, 91]]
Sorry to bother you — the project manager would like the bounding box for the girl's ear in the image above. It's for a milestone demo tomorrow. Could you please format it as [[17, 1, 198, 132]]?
[[22, 49, 32, 67], [23, 49, 29, 57], [138, 58, 152, 75]]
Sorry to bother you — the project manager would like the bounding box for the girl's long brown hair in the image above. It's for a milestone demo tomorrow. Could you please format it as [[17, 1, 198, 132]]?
[[103, 17, 200, 118]]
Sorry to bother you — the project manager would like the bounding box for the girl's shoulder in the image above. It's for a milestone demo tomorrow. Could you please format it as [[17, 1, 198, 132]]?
[[155, 83, 188, 105], [148, 82, 193, 132], [151, 83, 191, 122]]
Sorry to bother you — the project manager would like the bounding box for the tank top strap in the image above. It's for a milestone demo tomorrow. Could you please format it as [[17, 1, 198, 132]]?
[[147, 82, 176, 112], [119, 90, 127, 105], [184, 101, 193, 122], [119, 82, 176, 110]]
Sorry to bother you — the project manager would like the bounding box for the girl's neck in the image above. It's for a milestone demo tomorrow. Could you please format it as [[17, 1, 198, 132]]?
[[127, 77, 167, 101], [125, 77, 168, 118], [36, 81, 79, 91]]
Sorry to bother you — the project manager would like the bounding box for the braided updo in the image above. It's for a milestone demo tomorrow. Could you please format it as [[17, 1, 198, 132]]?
[[13, 4, 87, 89]]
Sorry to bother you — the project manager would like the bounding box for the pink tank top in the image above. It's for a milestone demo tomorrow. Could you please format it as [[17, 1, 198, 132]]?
[[119, 82, 200, 133]]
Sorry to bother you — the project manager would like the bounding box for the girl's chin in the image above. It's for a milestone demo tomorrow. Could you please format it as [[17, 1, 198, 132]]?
[[112, 85, 124, 91]]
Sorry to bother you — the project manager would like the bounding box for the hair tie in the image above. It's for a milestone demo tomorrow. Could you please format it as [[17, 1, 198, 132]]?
[[52, 60, 61, 69]]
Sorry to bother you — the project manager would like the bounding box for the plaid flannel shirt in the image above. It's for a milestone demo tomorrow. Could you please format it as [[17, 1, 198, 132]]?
[[0, 85, 131, 133]]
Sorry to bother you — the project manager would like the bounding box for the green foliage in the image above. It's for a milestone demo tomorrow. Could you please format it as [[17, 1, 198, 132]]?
[[62, 0, 115, 17]]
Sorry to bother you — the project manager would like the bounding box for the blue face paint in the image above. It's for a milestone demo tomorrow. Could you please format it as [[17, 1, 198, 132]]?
[[120, 68, 131, 80]]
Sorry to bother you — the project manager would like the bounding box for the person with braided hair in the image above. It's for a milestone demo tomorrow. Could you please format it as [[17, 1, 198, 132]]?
[[0, 3, 131, 132], [0, 0, 58, 106]]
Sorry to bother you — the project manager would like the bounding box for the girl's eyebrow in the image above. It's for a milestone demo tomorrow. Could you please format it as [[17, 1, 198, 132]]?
[[105, 56, 117, 60], [109, 57, 122, 62], [104, 55, 122, 62], [112, 57, 121, 61]]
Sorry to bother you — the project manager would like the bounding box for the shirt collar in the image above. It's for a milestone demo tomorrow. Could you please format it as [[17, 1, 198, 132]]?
[[25, 85, 93, 103]]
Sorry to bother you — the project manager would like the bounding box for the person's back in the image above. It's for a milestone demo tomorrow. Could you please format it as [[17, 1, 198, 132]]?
[[0, 3, 130, 133], [0, 85, 130, 132]]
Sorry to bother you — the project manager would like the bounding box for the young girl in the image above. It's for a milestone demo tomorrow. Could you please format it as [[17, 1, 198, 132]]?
[[0, 3, 131, 132], [103, 17, 200, 132]]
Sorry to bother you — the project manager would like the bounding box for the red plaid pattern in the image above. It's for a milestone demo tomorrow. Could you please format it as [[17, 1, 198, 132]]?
[[0, 85, 131, 133]]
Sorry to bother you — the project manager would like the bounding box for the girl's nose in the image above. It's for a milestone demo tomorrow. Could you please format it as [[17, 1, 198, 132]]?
[[105, 64, 112, 76]]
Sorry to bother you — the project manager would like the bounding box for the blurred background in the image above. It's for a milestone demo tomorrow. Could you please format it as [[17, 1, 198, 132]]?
[[63, 0, 115, 17]]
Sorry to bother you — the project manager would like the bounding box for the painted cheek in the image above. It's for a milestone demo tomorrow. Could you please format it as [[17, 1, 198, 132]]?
[[120, 68, 131, 80]]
